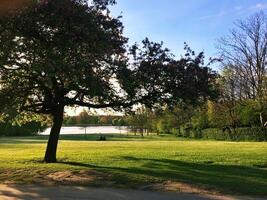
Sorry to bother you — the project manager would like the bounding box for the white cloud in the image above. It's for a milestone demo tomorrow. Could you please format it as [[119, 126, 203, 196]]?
[[200, 2, 267, 21], [256, 3, 267, 9], [251, 3, 267, 10]]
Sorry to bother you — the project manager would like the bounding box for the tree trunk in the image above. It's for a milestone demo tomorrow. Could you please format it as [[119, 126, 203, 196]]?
[[258, 97, 264, 127], [259, 112, 264, 127], [44, 106, 64, 163]]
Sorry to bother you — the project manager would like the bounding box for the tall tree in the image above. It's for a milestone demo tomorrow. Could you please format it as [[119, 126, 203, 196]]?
[[217, 12, 267, 126], [0, 0, 216, 163]]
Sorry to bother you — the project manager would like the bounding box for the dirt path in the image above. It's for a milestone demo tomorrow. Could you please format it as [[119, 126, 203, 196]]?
[[0, 185, 265, 200]]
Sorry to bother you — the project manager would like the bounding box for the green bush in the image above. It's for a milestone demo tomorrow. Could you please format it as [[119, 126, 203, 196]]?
[[190, 128, 202, 138], [181, 127, 191, 138], [190, 127, 267, 141], [0, 122, 46, 136], [232, 127, 267, 141], [180, 126, 202, 138], [170, 128, 181, 136], [201, 128, 228, 140]]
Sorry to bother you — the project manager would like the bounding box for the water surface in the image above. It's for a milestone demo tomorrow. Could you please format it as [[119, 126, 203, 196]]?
[[40, 126, 128, 135]]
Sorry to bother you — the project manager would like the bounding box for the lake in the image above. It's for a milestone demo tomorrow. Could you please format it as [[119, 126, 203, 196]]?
[[39, 126, 129, 135]]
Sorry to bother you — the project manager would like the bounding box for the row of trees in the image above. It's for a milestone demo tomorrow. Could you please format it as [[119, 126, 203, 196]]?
[[126, 99, 266, 135], [63, 110, 127, 126]]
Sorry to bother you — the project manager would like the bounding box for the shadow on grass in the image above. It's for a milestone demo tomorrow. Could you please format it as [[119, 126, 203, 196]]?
[[60, 157, 267, 196], [59, 161, 97, 168]]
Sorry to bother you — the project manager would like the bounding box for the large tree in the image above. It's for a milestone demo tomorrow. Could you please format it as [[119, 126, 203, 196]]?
[[0, 0, 216, 163], [217, 12, 267, 126]]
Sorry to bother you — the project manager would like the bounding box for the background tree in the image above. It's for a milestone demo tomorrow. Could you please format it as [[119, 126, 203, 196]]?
[[217, 11, 267, 126], [76, 110, 90, 125], [0, 0, 217, 162], [126, 106, 153, 136]]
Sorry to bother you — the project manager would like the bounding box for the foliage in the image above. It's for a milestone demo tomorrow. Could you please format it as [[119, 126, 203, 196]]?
[[191, 108, 209, 129], [217, 12, 267, 126], [180, 127, 267, 142], [0, 121, 46, 136], [0, 113, 49, 136], [63, 111, 127, 126]]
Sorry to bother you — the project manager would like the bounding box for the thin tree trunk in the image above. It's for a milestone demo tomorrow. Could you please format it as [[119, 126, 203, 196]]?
[[44, 106, 64, 163], [260, 112, 264, 127]]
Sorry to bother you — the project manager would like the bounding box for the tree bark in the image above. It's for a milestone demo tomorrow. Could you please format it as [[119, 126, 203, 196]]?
[[44, 106, 64, 163]]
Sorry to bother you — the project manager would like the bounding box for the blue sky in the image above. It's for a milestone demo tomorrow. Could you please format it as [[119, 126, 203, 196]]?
[[111, 1, 267, 62]]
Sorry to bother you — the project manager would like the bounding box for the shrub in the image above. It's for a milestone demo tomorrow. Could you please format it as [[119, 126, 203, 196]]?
[[0, 122, 46, 136], [181, 126, 191, 138], [190, 128, 202, 138], [195, 127, 267, 141], [170, 128, 181, 136]]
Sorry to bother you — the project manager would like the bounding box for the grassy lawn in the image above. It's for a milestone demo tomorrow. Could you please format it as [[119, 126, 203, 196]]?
[[0, 134, 267, 196]]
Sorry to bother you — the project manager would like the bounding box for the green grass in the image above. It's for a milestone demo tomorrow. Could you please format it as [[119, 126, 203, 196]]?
[[0, 134, 267, 196]]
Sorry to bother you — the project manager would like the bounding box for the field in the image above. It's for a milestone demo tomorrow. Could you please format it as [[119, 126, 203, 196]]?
[[0, 134, 267, 196]]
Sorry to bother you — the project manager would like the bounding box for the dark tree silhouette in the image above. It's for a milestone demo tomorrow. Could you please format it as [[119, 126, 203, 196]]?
[[0, 0, 217, 163]]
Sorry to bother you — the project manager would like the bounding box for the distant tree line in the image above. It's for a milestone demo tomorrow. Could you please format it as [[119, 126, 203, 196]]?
[[63, 110, 128, 126]]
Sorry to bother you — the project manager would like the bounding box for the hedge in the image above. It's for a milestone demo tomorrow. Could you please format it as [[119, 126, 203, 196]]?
[[180, 127, 267, 141]]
